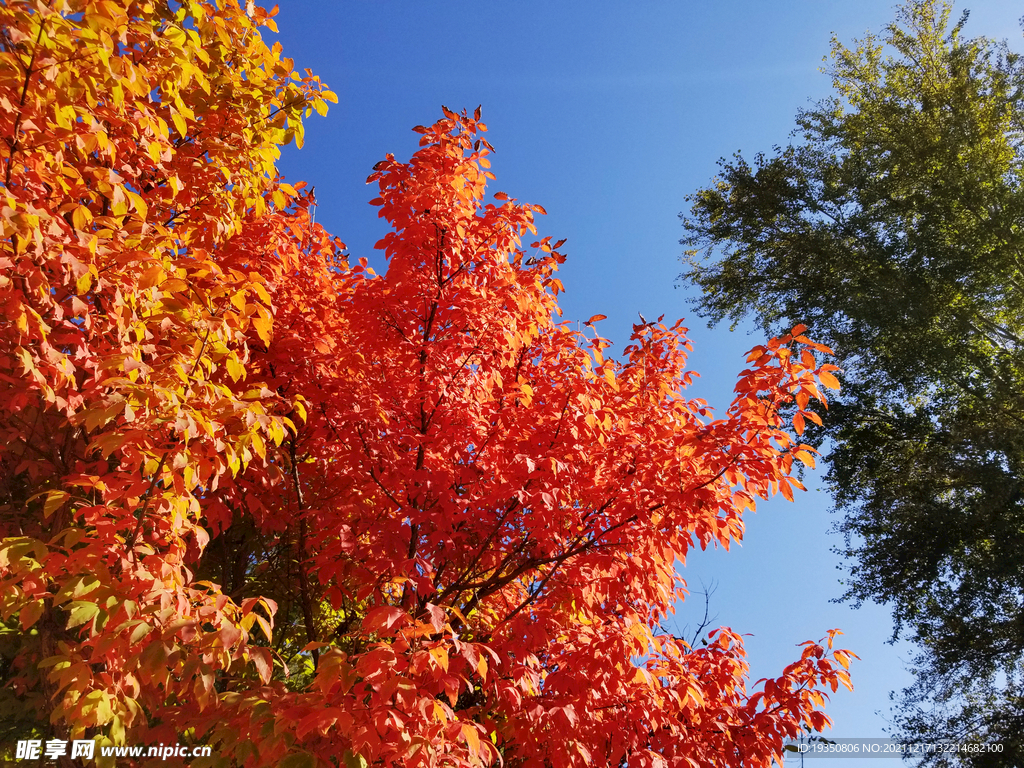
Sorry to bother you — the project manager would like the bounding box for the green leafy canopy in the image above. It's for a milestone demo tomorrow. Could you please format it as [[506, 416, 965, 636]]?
[[681, 1, 1024, 762]]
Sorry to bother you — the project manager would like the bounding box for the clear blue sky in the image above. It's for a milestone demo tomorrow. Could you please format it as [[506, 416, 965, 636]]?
[[269, 1, 1022, 762]]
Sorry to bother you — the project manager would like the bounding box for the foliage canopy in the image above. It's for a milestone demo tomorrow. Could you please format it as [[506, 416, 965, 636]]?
[[2, 1, 849, 766]]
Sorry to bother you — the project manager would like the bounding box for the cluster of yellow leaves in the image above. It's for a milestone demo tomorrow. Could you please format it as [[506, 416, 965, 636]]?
[[0, 0, 338, 754]]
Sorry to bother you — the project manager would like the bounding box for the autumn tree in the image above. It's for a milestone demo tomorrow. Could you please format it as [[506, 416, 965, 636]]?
[[0, 0, 338, 756], [1, 2, 850, 766], [681, 0, 1024, 760]]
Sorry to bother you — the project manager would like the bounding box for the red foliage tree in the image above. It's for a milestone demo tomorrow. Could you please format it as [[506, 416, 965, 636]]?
[[220, 109, 850, 768]]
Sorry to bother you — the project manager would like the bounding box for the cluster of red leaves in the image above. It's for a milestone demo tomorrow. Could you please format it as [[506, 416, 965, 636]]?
[[0, 2, 852, 767]]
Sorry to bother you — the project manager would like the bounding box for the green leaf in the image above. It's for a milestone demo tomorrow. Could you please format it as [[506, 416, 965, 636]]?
[[42, 490, 69, 518], [129, 621, 153, 645], [280, 752, 316, 768], [66, 601, 101, 630], [53, 575, 100, 607]]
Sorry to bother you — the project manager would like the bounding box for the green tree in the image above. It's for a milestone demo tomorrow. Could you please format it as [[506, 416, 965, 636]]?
[[681, 1, 1024, 761]]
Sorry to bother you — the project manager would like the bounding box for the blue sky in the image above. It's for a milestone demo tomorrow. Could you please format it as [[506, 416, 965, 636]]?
[[269, 1, 1023, 760]]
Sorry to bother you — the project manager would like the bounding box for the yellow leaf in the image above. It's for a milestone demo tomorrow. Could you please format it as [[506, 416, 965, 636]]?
[[109, 715, 125, 745], [171, 109, 188, 137], [251, 432, 266, 460], [252, 313, 273, 346], [603, 367, 618, 390], [252, 280, 272, 305], [126, 189, 148, 220], [72, 205, 93, 230], [43, 490, 69, 518], [429, 646, 449, 672], [76, 270, 93, 293], [226, 355, 245, 382], [164, 25, 186, 45], [462, 724, 481, 757]]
